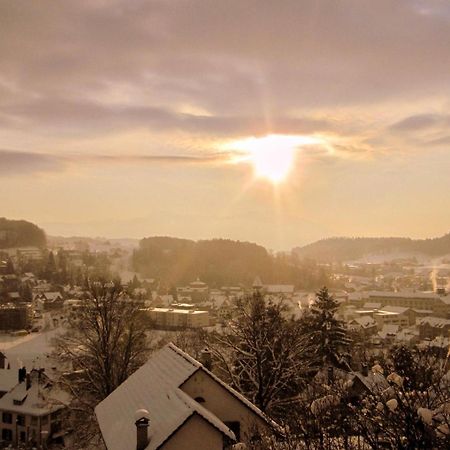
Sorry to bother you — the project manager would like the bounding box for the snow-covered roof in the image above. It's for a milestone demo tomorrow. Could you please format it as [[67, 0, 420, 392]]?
[[0, 367, 18, 393], [0, 370, 69, 416], [378, 324, 399, 339], [189, 279, 207, 288], [265, 285, 295, 294], [366, 291, 441, 300], [418, 316, 450, 328], [353, 370, 389, 393], [96, 344, 234, 450], [96, 343, 277, 450], [362, 302, 381, 310], [412, 309, 434, 315], [148, 307, 207, 315], [379, 305, 411, 314], [348, 292, 363, 301], [351, 316, 376, 329]]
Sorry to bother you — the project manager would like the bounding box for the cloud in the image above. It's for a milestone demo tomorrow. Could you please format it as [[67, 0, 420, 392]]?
[[0, 0, 449, 166], [389, 114, 443, 132], [1, 96, 334, 138], [0, 149, 234, 177], [425, 135, 450, 147], [83, 152, 231, 164], [0, 150, 64, 175], [1, 0, 450, 127]]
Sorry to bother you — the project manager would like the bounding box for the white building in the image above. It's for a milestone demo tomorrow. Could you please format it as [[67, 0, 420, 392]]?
[[147, 307, 210, 329]]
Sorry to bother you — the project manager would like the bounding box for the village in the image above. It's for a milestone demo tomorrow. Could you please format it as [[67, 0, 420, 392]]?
[[0, 240, 449, 448]]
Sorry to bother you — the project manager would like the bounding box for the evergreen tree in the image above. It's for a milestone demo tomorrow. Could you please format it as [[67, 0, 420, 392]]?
[[56, 249, 69, 284], [5, 258, 14, 275], [129, 274, 141, 291], [43, 251, 57, 281], [168, 285, 178, 302], [20, 283, 33, 302], [304, 286, 351, 369]]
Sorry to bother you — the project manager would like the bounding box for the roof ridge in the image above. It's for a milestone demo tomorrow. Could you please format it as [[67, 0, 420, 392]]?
[[166, 343, 202, 368]]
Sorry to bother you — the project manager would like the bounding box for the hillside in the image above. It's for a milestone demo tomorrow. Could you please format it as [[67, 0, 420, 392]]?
[[0, 217, 46, 249], [294, 233, 450, 262], [132, 236, 328, 288]]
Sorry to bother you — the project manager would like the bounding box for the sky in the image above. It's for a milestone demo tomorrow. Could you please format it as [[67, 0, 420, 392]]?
[[1, 0, 450, 250]]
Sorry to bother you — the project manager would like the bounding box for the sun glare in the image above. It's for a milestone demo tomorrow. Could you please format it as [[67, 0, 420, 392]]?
[[227, 134, 321, 184]]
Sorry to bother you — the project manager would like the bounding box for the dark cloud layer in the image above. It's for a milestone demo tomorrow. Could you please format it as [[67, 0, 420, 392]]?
[[389, 114, 445, 132], [0, 0, 448, 181], [1, 0, 450, 140], [2, 97, 334, 137], [0, 149, 231, 176], [0, 149, 63, 175]]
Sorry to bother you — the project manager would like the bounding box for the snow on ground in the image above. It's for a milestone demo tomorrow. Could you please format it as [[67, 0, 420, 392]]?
[[0, 328, 62, 370], [350, 251, 450, 265]]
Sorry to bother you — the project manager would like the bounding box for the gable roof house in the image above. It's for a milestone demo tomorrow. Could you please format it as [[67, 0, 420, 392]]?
[[0, 367, 69, 447], [34, 292, 64, 311], [95, 343, 278, 450], [348, 316, 378, 336]]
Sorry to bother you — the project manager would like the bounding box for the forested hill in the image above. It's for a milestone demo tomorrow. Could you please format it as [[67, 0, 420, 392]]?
[[0, 218, 46, 249], [132, 236, 328, 288], [293, 233, 450, 262]]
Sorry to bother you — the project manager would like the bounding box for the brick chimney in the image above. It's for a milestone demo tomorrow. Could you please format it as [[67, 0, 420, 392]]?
[[200, 348, 212, 371], [18, 367, 26, 383], [361, 363, 369, 377], [135, 409, 150, 450]]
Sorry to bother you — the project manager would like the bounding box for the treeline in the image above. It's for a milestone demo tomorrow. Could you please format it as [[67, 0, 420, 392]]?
[[0, 217, 46, 249], [132, 236, 330, 288], [294, 233, 450, 262]]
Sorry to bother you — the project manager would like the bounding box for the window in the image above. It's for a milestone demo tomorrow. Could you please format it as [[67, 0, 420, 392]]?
[[2, 412, 12, 424], [19, 431, 26, 442], [2, 429, 12, 441], [224, 421, 240, 441], [31, 416, 37, 425], [41, 415, 49, 425], [13, 395, 27, 405], [17, 415, 25, 426]]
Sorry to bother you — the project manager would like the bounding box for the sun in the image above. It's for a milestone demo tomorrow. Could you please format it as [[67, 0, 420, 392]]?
[[226, 134, 320, 184]]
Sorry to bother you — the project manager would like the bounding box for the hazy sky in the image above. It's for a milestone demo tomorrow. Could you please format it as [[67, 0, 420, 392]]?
[[1, 0, 450, 249]]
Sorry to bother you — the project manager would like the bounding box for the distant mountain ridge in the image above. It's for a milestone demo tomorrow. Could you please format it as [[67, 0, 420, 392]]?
[[0, 217, 46, 249], [293, 233, 450, 262]]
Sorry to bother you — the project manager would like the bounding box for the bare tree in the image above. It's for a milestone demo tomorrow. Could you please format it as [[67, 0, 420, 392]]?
[[53, 278, 151, 448]]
